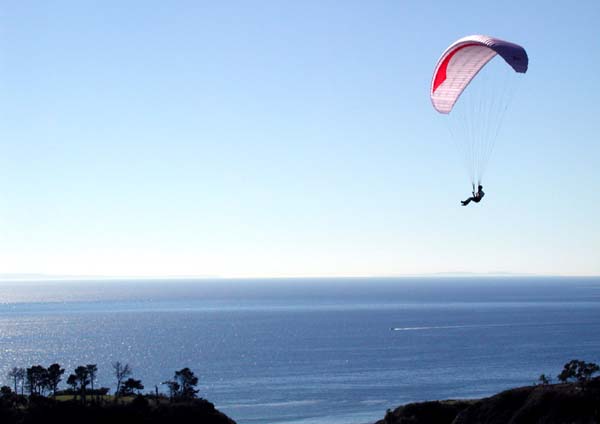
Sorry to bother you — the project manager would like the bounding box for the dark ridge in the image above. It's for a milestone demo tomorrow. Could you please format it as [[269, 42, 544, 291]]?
[[0, 396, 236, 424], [375, 377, 600, 424], [375, 400, 474, 424]]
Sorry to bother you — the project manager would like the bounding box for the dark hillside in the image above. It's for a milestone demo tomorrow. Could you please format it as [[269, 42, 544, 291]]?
[[0, 396, 236, 424], [376, 378, 600, 424]]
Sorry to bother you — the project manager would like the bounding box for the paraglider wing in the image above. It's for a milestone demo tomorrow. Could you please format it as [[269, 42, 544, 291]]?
[[431, 35, 528, 114]]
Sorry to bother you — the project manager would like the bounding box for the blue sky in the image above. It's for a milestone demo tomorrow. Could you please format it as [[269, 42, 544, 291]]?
[[0, 1, 598, 277]]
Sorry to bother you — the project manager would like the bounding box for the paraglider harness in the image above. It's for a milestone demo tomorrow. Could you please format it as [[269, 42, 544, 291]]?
[[461, 183, 485, 206], [471, 183, 484, 202]]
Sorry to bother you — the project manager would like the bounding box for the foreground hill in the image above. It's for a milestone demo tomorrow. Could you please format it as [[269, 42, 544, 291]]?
[[375, 378, 600, 424], [0, 396, 236, 424]]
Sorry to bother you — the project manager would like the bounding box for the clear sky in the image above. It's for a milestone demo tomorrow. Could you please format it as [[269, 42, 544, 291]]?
[[0, 1, 598, 278]]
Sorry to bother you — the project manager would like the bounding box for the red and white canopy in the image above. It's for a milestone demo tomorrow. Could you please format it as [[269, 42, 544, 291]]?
[[431, 35, 528, 114]]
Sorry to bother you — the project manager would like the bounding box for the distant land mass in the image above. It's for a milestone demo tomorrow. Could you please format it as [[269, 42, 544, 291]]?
[[0, 272, 544, 282], [0, 273, 220, 281]]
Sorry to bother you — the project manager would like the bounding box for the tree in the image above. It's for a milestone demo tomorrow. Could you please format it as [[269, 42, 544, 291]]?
[[46, 364, 65, 398], [119, 378, 144, 396], [577, 361, 600, 383], [67, 366, 91, 402], [163, 380, 180, 401], [26, 365, 47, 396], [558, 360, 600, 384], [558, 360, 579, 383], [112, 362, 132, 396], [66, 374, 78, 399], [0, 386, 12, 397], [17, 368, 25, 395], [86, 364, 98, 401], [86, 364, 97, 393], [7, 367, 25, 394], [173, 368, 199, 400], [538, 374, 551, 385]]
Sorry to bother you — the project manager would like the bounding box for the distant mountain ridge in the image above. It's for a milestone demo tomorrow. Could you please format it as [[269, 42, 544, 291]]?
[[0, 272, 557, 282], [0, 273, 220, 281]]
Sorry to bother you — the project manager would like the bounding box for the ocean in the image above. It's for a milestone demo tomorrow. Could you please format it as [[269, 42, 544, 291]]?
[[0, 277, 599, 424]]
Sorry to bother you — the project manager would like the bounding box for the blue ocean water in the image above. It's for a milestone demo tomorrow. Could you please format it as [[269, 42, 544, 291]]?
[[0, 277, 599, 424]]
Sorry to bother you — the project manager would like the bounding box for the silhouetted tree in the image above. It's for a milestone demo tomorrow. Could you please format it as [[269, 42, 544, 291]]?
[[538, 374, 551, 385], [577, 361, 600, 383], [46, 364, 65, 398], [17, 368, 25, 395], [119, 378, 144, 396], [26, 366, 47, 396], [558, 360, 600, 384], [7, 367, 25, 394], [112, 362, 132, 396], [66, 374, 78, 400], [86, 364, 98, 401], [174, 368, 199, 400], [0, 386, 12, 397], [86, 365, 97, 391], [163, 380, 180, 401], [68, 366, 91, 403]]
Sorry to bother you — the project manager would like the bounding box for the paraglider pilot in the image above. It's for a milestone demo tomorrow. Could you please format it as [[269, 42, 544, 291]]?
[[461, 184, 484, 206]]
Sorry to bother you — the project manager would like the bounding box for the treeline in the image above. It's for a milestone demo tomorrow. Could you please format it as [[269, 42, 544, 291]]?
[[3, 362, 200, 403]]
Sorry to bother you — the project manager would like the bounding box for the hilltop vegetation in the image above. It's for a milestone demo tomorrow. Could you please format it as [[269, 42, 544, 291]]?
[[1, 362, 235, 424]]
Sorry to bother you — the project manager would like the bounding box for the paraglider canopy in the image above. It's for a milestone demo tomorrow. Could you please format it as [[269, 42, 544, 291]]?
[[430, 34, 528, 187], [431, 35, 528, 114]]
